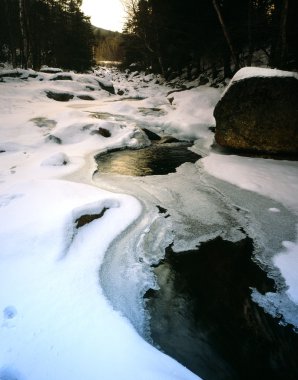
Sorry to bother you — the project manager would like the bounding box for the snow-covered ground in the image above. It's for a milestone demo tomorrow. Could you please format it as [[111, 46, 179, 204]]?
[[0, 65, 297, 379]]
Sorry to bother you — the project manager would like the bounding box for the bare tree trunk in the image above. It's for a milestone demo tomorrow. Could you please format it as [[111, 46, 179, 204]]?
[[19, 0, 29, 68], [19, 0, 30, 69], [212, 0, 239, 72], [277, 0, 289, 68], [247, 0, 253, 66], [4, 0, 17, 67]]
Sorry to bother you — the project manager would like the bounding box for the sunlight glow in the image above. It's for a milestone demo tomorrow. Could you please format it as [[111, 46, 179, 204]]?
[[81, 0, 125, 32]]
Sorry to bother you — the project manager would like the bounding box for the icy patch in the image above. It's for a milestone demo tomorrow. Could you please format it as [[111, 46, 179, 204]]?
[[269, 208, 280, 213], [251, 289, 298, 329], [274, 234, 298, 304], [202, 153, 298, 213]]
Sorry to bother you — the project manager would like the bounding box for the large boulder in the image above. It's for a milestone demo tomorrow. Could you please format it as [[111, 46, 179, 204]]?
[[214, 67, 298, 155]]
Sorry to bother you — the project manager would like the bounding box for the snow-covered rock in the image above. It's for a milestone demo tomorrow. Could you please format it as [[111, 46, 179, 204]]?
[[214, 67, 298, 155]]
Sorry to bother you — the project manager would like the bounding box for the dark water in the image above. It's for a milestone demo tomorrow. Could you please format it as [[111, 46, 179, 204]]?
[[94, 141, 298, 379], [95, 143, 200, 176], [145, 237, 298, 380]]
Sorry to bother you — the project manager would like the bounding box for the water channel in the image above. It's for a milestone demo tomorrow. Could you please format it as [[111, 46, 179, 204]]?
[[93, 133, 298, 380]]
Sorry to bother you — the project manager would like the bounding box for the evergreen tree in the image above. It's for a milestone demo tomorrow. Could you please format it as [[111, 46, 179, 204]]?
[[121, 0, 298, 77], [0, 0, 94, 71]]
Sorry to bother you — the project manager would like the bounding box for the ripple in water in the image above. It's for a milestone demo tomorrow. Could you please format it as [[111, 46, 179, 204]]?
[[95, 143, 200, 176]]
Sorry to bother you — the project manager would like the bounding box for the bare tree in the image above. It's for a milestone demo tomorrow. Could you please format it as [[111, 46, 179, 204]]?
[[19, 0, 31, 68], [212, 0, 239, 71], [275, 0, 289, 68]]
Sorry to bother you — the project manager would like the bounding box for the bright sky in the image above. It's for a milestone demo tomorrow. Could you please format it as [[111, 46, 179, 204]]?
[[81, 0, 125, 32]]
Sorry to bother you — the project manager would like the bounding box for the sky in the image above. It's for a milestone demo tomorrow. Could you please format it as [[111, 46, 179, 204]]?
[[81, 0, 125, 32]]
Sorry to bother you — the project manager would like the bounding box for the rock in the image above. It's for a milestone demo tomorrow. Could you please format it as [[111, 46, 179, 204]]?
[[90, 128, 111, 137], [158, 136, 181, 144], [40, 67, 63, 74], [96, 78, 115, 94], [168, 97, 174, 105], [46, 91, 74, 102], [198, 75, 209, 86], [86, 85, 95, 91], [77, 94, 95, 101], [41, 152, 69, 166], [46, 135, 62, 144], [30, 117, 57, 128], [142, 128, 161, 141], [117, 89, 125, 96], [50, 74, 73, 81], [214, 67, 298, 155], [0, 69, 23, 78]]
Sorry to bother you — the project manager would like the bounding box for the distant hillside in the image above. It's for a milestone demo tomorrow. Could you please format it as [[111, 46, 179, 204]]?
[[93, 27, 123, 63]]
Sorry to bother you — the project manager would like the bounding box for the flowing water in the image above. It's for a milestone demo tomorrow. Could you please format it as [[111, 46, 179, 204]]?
[[94, 134, 298, 380], [95, 142, 200, 176]]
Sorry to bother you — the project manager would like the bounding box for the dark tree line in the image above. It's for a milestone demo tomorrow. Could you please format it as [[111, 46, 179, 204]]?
[[0, 0, 94, 71], [121, 0, 298, 78]]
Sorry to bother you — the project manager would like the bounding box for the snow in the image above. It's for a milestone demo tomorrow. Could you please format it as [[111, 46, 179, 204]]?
[[230, 66, 298, 82], [201, 152, 298, 318], [0, 67, 199, 380], [0, 64, 298, 379], [201, 153, 298, 213], [219, 66, 298, 99]]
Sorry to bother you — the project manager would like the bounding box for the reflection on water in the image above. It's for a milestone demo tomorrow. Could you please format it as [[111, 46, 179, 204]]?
[[146, 237, 298, 380], [95, 143, 200, 176]]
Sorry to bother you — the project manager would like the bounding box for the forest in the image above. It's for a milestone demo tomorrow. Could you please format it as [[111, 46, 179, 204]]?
[[122, 0, 298, 78], [0, 0, 298, 76], [0, 0, 94, 71]]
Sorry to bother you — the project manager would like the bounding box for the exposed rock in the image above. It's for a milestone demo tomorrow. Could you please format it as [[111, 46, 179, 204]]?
[[168, 96, 174, 105], [0, 70, 23, 78], [158, 136, 181, 144], [117, 89, 125, 96], [50, 74, 73, 81], [30, 117, 57, 128], [198, 75, 209, 86], [90, 127, 111, 137], [142, 128, 161, 141], [86, 85, 95, 91], [96, 79, 115, 94], [46, 135, 62, 144], [75, 208, 108, 228], [46, 91, 74, 102], [77, 94, 95, 101], [214, 68, 298, 155]]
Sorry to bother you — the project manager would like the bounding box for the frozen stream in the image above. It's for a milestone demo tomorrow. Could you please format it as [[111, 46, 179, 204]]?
[[2, 66, 298, 380], [93, 141, 298, 379]]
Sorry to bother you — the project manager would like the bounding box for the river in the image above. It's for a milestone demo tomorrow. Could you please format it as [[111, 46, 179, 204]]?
[[92, 129, 298, 380]]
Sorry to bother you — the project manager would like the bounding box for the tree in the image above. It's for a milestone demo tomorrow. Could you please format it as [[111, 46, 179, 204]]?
[[0, 0, 94, 71]]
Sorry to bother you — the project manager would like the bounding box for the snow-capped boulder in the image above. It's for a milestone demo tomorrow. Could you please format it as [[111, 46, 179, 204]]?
[[214, 67, 298, 155], [41, 152, 69, 166], [39, 66, 63, 74], [46, 90, 74, 101], [96, 78, 115, 94]]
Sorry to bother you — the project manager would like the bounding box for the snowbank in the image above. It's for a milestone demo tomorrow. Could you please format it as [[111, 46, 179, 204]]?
[[0, 67, 200, 379]]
